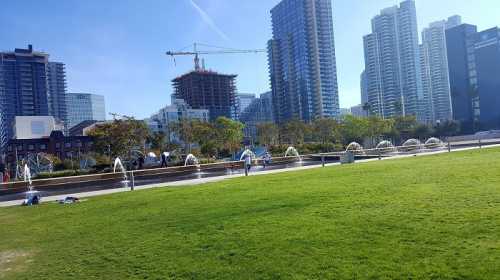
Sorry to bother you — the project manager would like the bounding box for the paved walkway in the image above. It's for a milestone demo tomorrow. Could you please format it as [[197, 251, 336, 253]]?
[[1, 144, 498, 208]]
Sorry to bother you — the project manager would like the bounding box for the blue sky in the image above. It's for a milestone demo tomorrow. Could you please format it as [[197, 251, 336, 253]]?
[[1, 0, 499, 119]]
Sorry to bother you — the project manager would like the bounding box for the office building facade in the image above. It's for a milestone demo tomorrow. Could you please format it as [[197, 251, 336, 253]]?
[[420, 16, 461, 124], [474, 27, 500, 129], [0, 45, 50, 151], [446, 24, 479, 130], [363, 0, 423, 120], [148, 99, 209, 143], [236, 93, 256, 117], [239, 92, 274, 139], [268, 0, 340, 123], [67, 93, 106, 129]]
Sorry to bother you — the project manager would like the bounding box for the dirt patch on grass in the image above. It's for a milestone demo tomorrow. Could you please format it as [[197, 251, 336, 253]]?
[[0, 250, 33, 278]]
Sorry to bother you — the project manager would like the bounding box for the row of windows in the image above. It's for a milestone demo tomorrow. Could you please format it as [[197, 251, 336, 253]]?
[[7, 141, 92, 152]]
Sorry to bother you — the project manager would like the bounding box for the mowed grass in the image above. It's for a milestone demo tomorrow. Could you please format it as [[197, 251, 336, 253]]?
[[2, 149, 500, 279]]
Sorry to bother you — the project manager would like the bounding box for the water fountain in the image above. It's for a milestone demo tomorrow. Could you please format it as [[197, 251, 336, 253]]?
[[402, 139, 422, 151], [424, 137, 445, 149], [22, 164, 40, 206], [113, 157, 130, 188], [184, 154, 199, 167], [345, 142, 365, 154], [375, 140, 396, 153], [284, 147, 300, 158]]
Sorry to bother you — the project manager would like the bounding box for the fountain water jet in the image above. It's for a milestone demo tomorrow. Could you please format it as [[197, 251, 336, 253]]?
[[402, 139, 422, 151], [345, 142, 365, 154], [184, 154, 199, 167], [22, 164, 40, 206], [113, 157, 130, 188], [376, 140, 396, 153], [424, 137, 444, 149]]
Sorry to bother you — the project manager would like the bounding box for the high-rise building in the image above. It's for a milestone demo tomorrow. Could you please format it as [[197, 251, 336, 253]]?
[[445, 23, 478, 130], [360, 70, 368, 106], [363, 0, 423, 120], [420, 16, 461, 124], [239, 92, 274, 139], [268, 0, 340, 123], [0, 45, 50, 150], [474, 27, 500, 129], [47, 62, 69, 127], [172, 70, 238, 121], [236, 93, 256, 117], [67, 93, 106, 129]]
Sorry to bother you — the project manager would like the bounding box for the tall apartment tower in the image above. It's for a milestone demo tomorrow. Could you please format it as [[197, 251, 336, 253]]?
[[67, 93, 106, 129], [420, 16, 461, 124], [0, 45, 50, 150], [172, 70, 238, 121], [445, 23, 478, 131], [47, 62, 69, 127], [363, 0, 423, 120], [268, 0, 340, 124]]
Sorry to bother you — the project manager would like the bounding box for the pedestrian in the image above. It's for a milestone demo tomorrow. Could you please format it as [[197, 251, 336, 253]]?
[[161, 152, 168, 168], [245, 154, 252, 173], [263, 152, 272, 168], [3, 169, 10, 183], [138, 155, 145, 170], [0, 160, 5, 184]]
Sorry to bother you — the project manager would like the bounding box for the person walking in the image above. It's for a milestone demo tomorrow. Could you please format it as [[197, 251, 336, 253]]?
[[244, 154, 252, 173], [0, 160, 5, 184], [160, 152, 168, 168], [263, 152, 272, 168]]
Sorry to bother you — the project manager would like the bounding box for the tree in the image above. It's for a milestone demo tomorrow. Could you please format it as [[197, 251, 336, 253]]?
[[87, 119, 150, 159], [192, 121, 218, 157], [170, 118, 196, 153], [434, 120, 460, 138], [214, 117, 244, 157], [339, 115, 369, 145], [411, 124, 433, 140], [311, 118, 339, 145], [280, 119, 308, 145], [365, 116, 394, 147], [147, 131, 166, 151], [257, 122, 280, 146]]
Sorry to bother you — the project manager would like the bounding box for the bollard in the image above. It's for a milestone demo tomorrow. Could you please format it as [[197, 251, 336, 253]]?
[[244, 160, 248, 177], [479, 139, 482, 149], [378, 149, 382, 160], [448, 141, 451, 153], [322, 156, 325, 167]]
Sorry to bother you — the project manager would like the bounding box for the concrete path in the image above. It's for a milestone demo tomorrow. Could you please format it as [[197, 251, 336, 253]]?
[[1, 144, 498, 208]]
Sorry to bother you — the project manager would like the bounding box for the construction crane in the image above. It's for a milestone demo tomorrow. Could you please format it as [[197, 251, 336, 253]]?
[[109, 112, 134, 121], [166, 43, 266, 71]]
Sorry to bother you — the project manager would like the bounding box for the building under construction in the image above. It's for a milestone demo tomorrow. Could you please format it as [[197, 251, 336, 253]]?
[[172, 69, 238, 121]]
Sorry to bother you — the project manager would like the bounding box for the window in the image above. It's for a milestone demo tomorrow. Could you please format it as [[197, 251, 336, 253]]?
[[40, 144, 47, 150], [17, 145, 23, 151], [65, 142, 71, 148], [55, 143, 61, 149], [7, 145, 12, 152], [28, 144, 35, 151]]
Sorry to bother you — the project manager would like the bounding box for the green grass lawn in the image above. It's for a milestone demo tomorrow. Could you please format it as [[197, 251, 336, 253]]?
[[1, 149, 500, 279]]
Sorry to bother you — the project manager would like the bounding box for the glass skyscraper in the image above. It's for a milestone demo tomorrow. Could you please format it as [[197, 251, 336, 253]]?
[[363, 0, 423, 120], [0, 45, 50, 151], [268, 0, 339, 124], [420, 16, 461, 124], [67, 93, 106, 129]]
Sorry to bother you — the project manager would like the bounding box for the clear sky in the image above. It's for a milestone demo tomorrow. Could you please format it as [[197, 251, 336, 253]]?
[[1, 0, 499, 119]]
